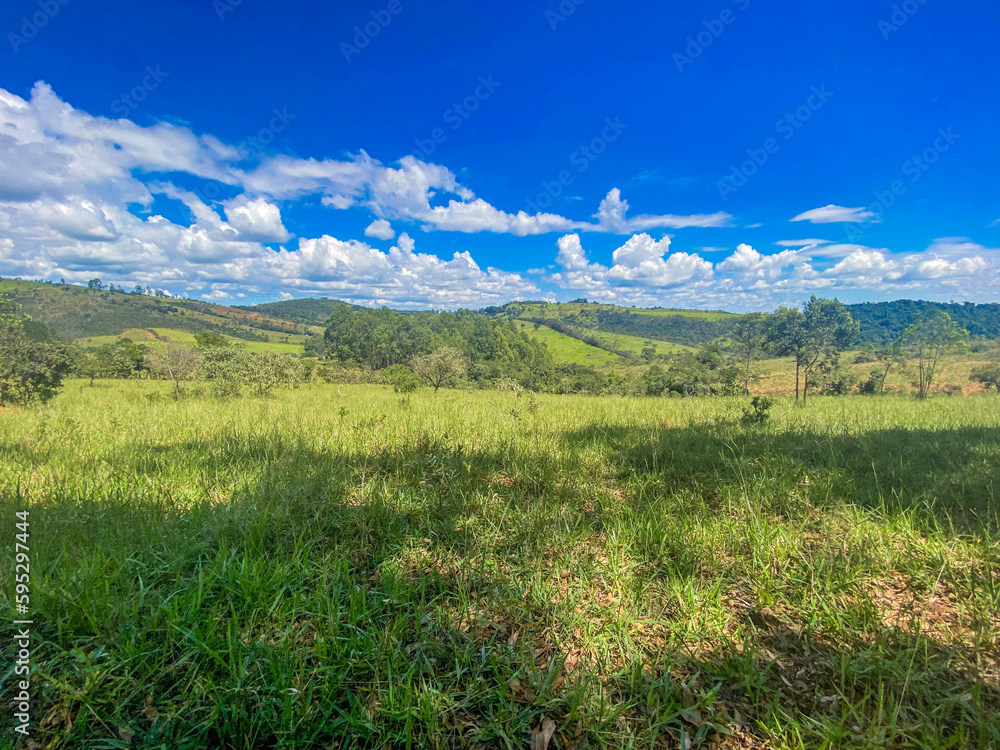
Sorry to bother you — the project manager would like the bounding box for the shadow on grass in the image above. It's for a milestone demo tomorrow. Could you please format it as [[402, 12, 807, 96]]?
[[562, 421, 1000, 534], [7, 422, 1000, 747]]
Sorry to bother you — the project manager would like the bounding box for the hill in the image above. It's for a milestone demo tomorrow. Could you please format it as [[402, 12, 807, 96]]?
[[0, 280, 324, 352], [236, 297, 356, 326], [848, 300, 1000, 345]]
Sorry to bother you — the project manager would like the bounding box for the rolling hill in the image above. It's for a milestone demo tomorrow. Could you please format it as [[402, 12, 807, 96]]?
[[0, 280, 324, 353]]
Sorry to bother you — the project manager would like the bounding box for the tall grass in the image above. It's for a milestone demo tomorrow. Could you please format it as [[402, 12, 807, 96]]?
[[1, 381, 998, 748]]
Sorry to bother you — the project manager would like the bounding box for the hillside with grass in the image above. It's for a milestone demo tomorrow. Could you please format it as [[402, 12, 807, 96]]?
[[0, 280, 324, 353]]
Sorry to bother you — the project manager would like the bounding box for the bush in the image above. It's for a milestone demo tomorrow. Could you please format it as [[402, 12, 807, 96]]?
[[740, 396, 774, 426], [384, 364, 421, 393]]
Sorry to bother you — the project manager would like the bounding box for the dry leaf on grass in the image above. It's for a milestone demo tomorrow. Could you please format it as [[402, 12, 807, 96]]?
[[531, 718, 557, 750]]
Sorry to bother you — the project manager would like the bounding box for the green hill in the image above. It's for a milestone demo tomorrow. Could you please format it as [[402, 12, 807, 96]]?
[[237, 298, 358, 326], [0, 281, 323, 352]]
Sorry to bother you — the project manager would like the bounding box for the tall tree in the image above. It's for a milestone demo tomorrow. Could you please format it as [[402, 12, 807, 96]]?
[[766, 307, 808, 400], [899, 311, 969, 399], [800, 297, 859, 404], [729, 312, 768, 392]]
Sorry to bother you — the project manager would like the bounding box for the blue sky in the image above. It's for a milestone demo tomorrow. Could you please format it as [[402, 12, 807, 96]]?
[[0, 0, 997, 310]]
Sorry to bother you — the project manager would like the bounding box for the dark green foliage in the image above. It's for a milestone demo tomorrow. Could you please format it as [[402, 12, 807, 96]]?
[[0, 296, 74, 406], [193, 331, 238, 349], [740, 396, 774, 426], [971, 364, 1000, 392], [238, 298, 357, 326], [848, 300, 1000, 345], [324, 306, 554, 390], [384, 364, 422, 393]]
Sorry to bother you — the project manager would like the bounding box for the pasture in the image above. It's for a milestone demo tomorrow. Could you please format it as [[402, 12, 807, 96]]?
[[1, 382, 998, 748]]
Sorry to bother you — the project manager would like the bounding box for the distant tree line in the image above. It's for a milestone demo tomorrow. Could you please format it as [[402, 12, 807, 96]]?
[[323, 305, 554, 391]]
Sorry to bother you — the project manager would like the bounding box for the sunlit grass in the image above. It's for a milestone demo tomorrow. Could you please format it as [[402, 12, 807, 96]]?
[[1, 382, 998, 748]]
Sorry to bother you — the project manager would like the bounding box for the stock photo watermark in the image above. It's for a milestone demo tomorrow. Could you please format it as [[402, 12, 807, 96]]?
[[110, 65, 170, 118], [7, 0, 71, 53], [412, 75, 501, 159], [844, 126, 960, 242], [525, 117, 627, 213], [546, 0, 586, 31], [12, 509, 33, 738], [214, 0, 248, 22], [674, 0, 752, 73], [878, 0, 930, 40], [717, 85, 834, 201], [341, 0, 410, 63], [235, 106, 296, 161]]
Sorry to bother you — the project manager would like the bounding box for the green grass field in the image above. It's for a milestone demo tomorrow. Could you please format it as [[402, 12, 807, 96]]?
[[1, 383, 999, 748], [512, 321, 623, 366], [77, 328, 310, 356]]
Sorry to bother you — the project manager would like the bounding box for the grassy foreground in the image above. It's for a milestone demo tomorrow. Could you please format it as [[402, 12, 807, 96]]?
[[1, 383, 999, 749]]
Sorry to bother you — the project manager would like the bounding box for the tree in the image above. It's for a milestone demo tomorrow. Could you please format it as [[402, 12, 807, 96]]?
[[730, 312, 768, 392], [147, 344, 203, 399], [194, 331, 237, 349], [766, 307, 808, 400], [384, 364, 422, 393], [800, 297, 859, 403], [0, 297, 73, 406], [871, 342, 906, 394], [899, 311, 969, 399], [92, 338, 149, 379], [971, 364, 1000, 392], [87, 278, 104, 291], [201, 349, 301, 397], [411, 347, 467, 392]]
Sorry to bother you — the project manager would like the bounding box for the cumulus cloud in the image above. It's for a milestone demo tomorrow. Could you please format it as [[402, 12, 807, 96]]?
[[365, 219, 395, 240], [0, 82, 996, 309], [791, 205, 880, 224]]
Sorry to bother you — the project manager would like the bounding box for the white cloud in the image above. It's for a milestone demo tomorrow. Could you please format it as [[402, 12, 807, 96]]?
[[774, 238, 832, 248], [364, 219, 395, 240], [791, 205, 880, 224], [223, 197, 292, 243]]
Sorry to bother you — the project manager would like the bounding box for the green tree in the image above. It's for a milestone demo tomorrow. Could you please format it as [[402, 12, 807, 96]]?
[[0, 297, 73, 406], [766, 307, 808, 400], [411, 347, 467, 392], [384, 364, 421, 393], [194, 331, 237, 349], [93, 338, 149, 379], [800, 297, 859, 403], [971, 364, 1000, 392], [729, 312, 768, 392], [899, 311, 969, 399]]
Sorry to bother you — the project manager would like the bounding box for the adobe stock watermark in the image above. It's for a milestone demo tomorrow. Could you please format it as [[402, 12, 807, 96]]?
[[412, 76, 502, 160], [341, 0, 410, 63], [844, 126, 960, 242], [546, 0, 586, 31], [235, 107, 296, 161], [191, 107, 297, 205], [878, 0, 930, 40], [214, 0, 247, 22], [8, 0, 72, 53], [110, 66, 169, 118], [525, 117, 628, 213], [674, 0, 752, 73], [717, 85, 834, 201]]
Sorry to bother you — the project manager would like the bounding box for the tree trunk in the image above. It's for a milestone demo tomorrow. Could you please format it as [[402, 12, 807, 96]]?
[[795, 360, 800, 401]]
